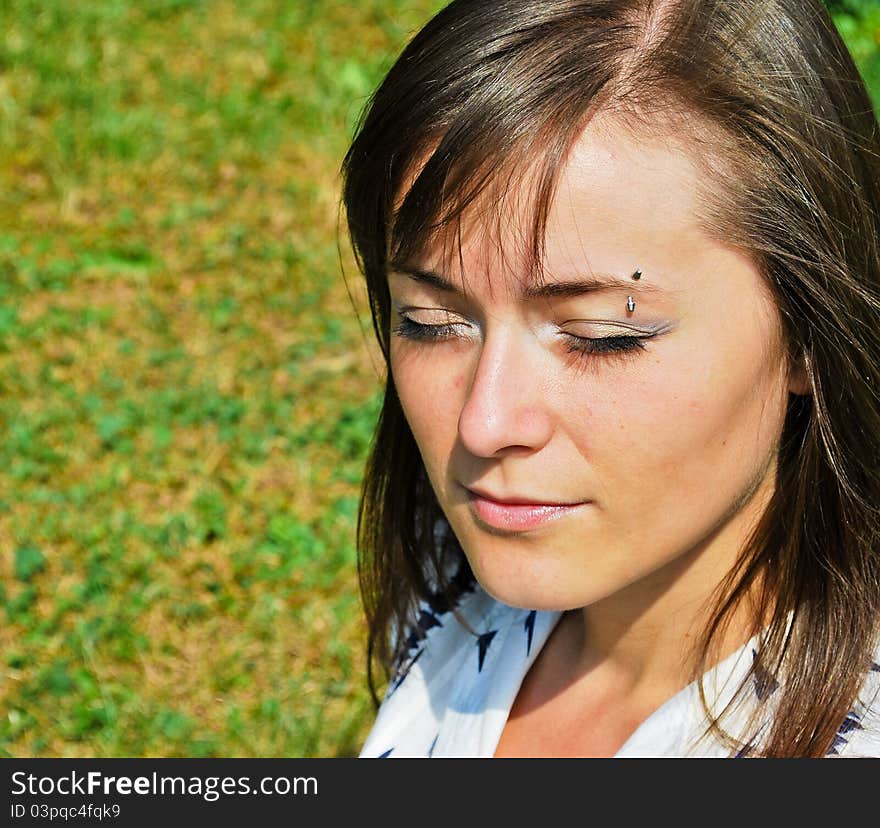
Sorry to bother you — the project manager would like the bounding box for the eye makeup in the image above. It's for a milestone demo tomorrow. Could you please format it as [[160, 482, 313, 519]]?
[[555, 317, 671, 355], [561, 332, 648, 359], [391, 306, 671, 364], [393, 316, 465, 341], [390, 302, 475, 340]]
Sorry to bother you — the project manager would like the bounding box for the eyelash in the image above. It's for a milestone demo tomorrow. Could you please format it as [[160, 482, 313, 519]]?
[[392, 317, 461, 341], [562, 333, 647, 359], [392, 317, 649, 360]]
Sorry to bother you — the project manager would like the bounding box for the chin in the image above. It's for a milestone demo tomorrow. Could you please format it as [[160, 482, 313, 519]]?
[[449, 523, 569, 609], [466, 554, 592, 612]]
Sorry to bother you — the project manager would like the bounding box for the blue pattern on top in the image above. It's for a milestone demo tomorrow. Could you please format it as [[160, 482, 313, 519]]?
[[387, 559, 476, 700], [524, 610, 536, 657], [477, 630, 498, 672], [391, 648, 424, 694], [826, 734, 848, 756], [751, 649, 780, 701], [417, 609, 443, 636], [826, 710, 863, 756], [838, 713, 863, 735]]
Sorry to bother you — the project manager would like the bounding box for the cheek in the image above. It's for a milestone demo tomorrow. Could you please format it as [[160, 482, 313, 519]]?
[[391, 347, 466, 458], [564, 338, 788, 490]]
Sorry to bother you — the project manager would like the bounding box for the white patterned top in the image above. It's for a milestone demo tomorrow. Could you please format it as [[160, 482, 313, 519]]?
[[360, 578, 880, 758]]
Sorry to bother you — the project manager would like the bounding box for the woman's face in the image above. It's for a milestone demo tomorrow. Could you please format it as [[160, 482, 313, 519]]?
[[388, 116, 803, 612]]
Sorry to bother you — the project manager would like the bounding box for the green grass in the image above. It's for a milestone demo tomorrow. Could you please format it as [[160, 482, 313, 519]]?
[[830, 2, 880, 107], [0, 0, 448, 759], [0, 0, 876, 758]]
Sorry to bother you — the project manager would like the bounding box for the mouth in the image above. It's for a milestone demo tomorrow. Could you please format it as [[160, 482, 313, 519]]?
[[464, 487, 590, 533]]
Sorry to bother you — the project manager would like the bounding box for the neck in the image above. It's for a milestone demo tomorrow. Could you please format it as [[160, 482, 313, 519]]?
[[563, 464, 774, 708]]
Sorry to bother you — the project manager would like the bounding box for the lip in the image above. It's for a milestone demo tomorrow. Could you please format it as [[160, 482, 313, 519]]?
[[465, 487, 589, 532]]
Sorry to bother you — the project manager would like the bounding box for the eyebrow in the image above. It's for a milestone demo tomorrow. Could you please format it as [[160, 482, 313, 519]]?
[[388, 266, 669, 299]]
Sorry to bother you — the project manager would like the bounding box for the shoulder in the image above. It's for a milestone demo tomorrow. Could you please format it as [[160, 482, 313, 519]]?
[[360, 572, 560, 758], [359, 579, 513, 758], [833, 648, 880, 758], [835, 658, 880, 757], [385, 574, 508, 704]]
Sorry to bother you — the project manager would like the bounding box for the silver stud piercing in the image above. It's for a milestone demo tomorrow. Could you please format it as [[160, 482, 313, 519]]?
[[627, 296, 636, 312], [632, 269, 642, 280]]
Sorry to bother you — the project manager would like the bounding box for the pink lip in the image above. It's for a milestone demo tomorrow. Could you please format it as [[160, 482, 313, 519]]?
[[465, 489, 588, 532]]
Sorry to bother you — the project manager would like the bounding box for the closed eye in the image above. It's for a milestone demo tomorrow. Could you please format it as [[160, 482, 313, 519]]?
[[392, 316, 470, 341], [562, 333, 648, 357], [392, 315, 653, 362]]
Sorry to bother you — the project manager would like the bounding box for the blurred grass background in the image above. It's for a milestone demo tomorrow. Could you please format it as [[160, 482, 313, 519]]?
[[0, 0, 877, 758]]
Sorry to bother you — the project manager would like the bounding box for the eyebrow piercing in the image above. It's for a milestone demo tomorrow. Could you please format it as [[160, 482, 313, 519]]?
[[628, 269, 641, 311]]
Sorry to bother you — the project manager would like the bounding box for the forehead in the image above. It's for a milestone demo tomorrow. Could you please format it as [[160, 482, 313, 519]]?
[[402, 114, 716, 299]]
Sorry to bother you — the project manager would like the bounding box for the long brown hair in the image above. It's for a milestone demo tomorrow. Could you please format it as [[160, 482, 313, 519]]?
[[341, 0, 880, 757]]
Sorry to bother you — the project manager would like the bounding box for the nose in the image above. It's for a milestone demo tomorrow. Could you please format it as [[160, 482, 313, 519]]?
[[457, 329, 554, 457]]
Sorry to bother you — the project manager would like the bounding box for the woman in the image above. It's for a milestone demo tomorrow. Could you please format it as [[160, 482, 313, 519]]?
[[342, 0, 880, 757]]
